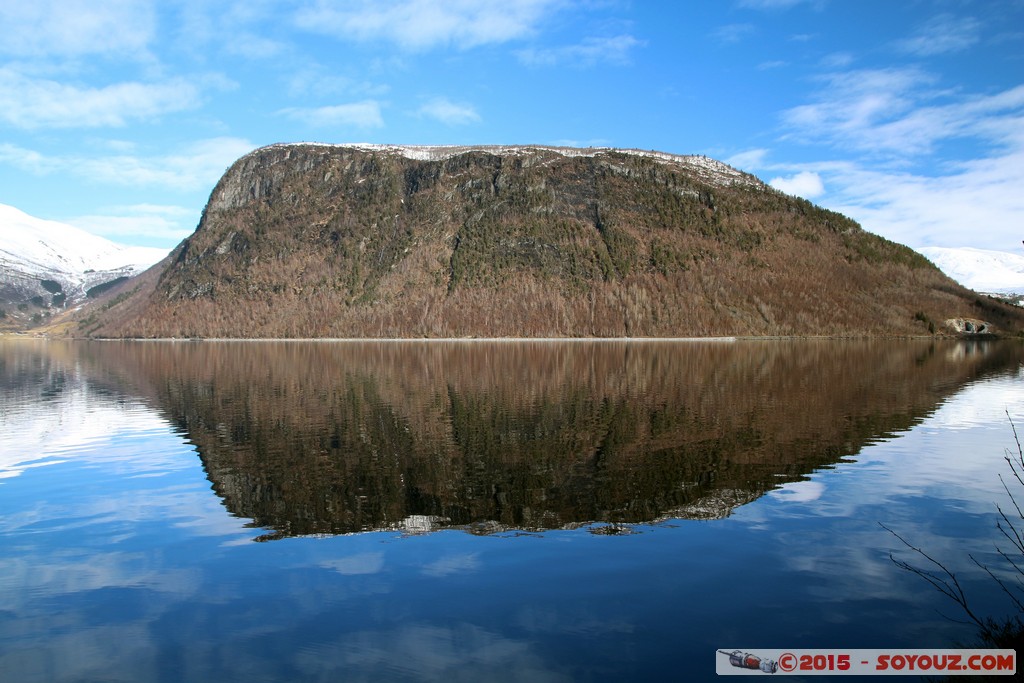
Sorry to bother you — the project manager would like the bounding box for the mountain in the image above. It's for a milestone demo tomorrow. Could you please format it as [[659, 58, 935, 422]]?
[[0, 204, 168, 329], [70, 143, 1024, 338], [918, 246, 1024, 298]]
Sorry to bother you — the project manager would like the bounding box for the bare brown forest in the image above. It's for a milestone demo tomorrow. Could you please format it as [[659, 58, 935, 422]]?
[[69, 144, 1024, 338]]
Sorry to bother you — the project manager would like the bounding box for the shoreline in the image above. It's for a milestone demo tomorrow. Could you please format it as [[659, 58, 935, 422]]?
[[4, 333, 974, 342]]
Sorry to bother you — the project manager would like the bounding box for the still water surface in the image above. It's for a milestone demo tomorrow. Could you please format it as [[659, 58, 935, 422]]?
[[1, 339, 1023, 681]]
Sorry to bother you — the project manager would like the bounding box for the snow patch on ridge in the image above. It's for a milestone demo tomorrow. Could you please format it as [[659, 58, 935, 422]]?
[[253, 142, 763, 188]]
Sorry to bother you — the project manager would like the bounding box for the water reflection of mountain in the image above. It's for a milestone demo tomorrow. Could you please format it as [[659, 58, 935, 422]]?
[[14, 339, 1023, 539]]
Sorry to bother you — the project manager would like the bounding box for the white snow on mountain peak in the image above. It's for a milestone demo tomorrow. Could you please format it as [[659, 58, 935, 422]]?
[[0, 203, 168, 277], [918, 246, 1024, 294], [0, 203, 170, 310]]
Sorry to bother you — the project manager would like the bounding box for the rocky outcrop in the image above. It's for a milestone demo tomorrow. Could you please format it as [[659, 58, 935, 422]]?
[[944, 317, 994, 336]]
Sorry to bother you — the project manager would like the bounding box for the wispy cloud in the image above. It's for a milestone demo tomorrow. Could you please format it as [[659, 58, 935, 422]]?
[[820, 148, 1024, 250], [0, 0, 156, 58], [287, 68, 390, 99], [517, 35, 643, 67], [293, 0, 564, 51], [767, 63, 1024, 249], [416, 97, 480, 125], [279, 101, 386, 128], [175, 0, 290, 60], [713, 24, 756, 45], [781, 68, 1024, 157], [0, 68, 201, 129], [69, 204, 198, 243], [895, 13, 981, 56], [0, 137, 254, 192], [725, 148, 770, 170]]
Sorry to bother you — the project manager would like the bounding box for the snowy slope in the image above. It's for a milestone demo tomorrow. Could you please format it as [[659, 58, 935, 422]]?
[[918, 246, 1024, 294], [0, 203, 169, 310], [0, 203, 167, 276]]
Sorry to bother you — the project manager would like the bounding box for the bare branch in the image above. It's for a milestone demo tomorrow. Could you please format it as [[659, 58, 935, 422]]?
[[971, 553, 1024, 614], [880, 522, 987, 631], [882, 415, 1024, 646], [996, 506, 1024, 555], [1008, 411, 1023, 466]]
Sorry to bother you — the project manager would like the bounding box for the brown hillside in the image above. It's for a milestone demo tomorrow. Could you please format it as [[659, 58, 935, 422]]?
[[72, 143, 1024, 338]]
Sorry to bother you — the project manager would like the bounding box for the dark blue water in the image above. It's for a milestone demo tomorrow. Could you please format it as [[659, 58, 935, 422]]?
[[1, 339, 1022, 681]]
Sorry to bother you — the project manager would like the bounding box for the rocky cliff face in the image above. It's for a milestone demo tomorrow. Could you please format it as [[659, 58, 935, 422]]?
[[75, 143, 1024, 338]]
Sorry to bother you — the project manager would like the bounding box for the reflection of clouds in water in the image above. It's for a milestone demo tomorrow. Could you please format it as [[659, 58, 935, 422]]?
[[421, 553, 480, 577], [321, 552, 386, 575], [927, 374, 1024, 431], [0, 382, 174, 475], [0, 457, 252, 542], [0, 551, 199, 611], [294, 623, 572, 682], [743, 374, 1024, 624], [0, 622, 161, 683], [0, 379, 255, 543], [768, 480, 825, 503]]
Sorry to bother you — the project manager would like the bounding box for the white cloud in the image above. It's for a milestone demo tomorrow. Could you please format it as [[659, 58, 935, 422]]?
[[279, 101, 385, 128], [769, 53, 1024, 251], [782, 69, 1024, 157], [517, 35, 644, 67], [174, 0, 290, 59], [821, 148, 1024, 250], [293, 0, 564, 50], [69, 205, 198, 243], [0, 143, 61, 175], [0, 68, 201, 129], [759, 146, 1024, 251], [416, 97, 481, 125], [725, 148, 769, 171], [0, 0, 155, 58], [0, 137, 254, 192], [84, 137, 255, 190], [782, 67, 928, 152], [287, 69, 390, 99], [769, 171, 825, 198], [896, 13, 981, 56]]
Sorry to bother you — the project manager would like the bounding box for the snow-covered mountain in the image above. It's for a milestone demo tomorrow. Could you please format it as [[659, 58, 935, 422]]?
[[0, 203, 169, 324], [918, 246, 1024, 296]]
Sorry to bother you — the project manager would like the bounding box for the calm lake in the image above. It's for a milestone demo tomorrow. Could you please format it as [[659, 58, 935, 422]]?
[[2, 338, 1023, 681]]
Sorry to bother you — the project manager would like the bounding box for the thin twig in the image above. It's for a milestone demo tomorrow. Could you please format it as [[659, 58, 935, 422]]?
[[880, 522, 987, 631], [970, 553, 1024, 614]]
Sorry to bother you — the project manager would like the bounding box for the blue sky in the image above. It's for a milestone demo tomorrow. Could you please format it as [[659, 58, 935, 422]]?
[[1, 0, 1021, 252]]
